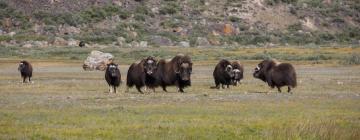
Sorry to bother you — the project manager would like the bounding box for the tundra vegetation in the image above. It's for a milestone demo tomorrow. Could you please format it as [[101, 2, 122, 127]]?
[[0, 46, 359, 139], [0, 0, 360, 139]]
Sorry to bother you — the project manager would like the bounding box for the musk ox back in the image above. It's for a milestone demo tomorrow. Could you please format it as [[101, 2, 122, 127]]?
[[155, 54, 192, 93], [253, 59, 297, 93], [18, 60, 33, 83], [211, 59, 234, 89], [105, 63, 121, 93], [231, 61, 244, 86], [126, 56, 158, 93]]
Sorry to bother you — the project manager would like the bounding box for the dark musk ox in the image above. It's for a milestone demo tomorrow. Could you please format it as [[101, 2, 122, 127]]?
[[126, 56, 158, 93], [231, 61, 244, 86], [105, 62, 121, 93], [18, 60, 33, 83], [155, 54, 192, 93], [253, 59, 297, 93], [211, 59, 234, 89], [79, 41, 85, 47]]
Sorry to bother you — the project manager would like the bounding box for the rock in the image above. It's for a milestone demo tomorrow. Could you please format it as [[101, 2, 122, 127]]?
[[8, 32, 16, 37], [208, 38, 221, 46], [212, 30, 220, 36], [265, 43, 276, 48], [131, 41, 140, 47], [117, 37, 126, 47], [83, 50, 114, 71], [91, 44, 109, 49], [150, 35, 173, 46], [112, 0, 122, 6], [173, 27, 183, 33], [130, 32, 138, 38], [139, 41, 148, 47], [67, 38, 79, 46], [33, 41, 49, 48], [223, 23, 235, 35], [33, 23, 45, 35], [22, 42, 33, 48], [58, 25, 81, 35], [177, 41, 190, 47], [351, 40, 360, 45], [151, 7, 159, 14], [22, 41, 48, 48], [53, 37, 67, 46], [196, 37, 210, 47]]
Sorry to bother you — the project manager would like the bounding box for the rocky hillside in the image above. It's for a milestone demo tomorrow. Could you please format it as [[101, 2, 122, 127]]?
[[0, 0, 359, 47]]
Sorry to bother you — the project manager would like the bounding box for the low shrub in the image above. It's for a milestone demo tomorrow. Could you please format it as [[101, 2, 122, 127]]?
[[342, 53, 360, 65]]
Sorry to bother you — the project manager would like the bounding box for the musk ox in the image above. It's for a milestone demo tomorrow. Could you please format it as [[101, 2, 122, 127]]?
[[105, 62, 121, 93], [155, 54, 192, 93], [231, 61, 244, 86], [79, 41, 85, 47], [211, 59, 234, 89], [253, 59, 297, 93], [126, 56, 158, 93], [18, 60, 33, 83]]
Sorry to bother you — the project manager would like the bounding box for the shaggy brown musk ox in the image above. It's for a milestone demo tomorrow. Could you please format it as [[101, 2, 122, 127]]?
[[155, 54, 192, 93], [231, 61, 244, 86], [105, 62, 121, 93], [253, 59, 297, 93], [126, 56, 158, 93], [211, 59, 234, 89], [18, 60, 33, 83]]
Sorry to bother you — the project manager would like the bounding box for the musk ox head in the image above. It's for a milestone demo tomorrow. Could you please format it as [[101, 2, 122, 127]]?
[[107, 63, 119, 77], [225, 65, 234, 77], [253, 59, 278, 81], [232, 69, 242, 80], [18, 61, 29, 72], [18, 62, 25, 71], [220, 60, 234, 78], [143, 57, 157, 75], [175, 55, 192, 81]]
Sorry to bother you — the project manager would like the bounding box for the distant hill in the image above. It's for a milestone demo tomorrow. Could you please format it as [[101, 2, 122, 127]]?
[[0, 0, 359, 47]]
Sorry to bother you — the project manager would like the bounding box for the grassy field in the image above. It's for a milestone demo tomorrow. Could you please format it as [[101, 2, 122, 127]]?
[[0, 46, 360, 139]]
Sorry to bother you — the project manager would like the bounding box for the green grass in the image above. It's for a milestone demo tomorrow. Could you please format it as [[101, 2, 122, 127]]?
[[0, 46, 359, 139], [0, 57, 359, 139], [0, 46, 359, 65]]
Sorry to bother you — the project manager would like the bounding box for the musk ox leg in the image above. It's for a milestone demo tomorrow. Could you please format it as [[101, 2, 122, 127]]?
[[178, 88, 184, 93], [136, 86, 143, 94], [22, 77, 26, 83], [288, 86, 292, 93], [277, 87, 282, 93], [29, 77, 31, 83], [113, 86, 117, 94], [162, 85, 167, 92], [109, 86, 113, 93], [233, 81, 238, 86]]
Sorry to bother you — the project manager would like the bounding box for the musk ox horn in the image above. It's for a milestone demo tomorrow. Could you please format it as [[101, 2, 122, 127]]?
[[255, 65, 260, 71]]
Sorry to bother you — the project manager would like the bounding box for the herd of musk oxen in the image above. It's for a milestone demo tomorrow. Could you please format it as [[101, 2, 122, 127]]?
[[17, 54, 297, 94]]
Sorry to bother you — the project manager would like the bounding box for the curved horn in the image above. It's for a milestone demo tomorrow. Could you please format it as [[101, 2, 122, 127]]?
[[255, 65, 260, 71]]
